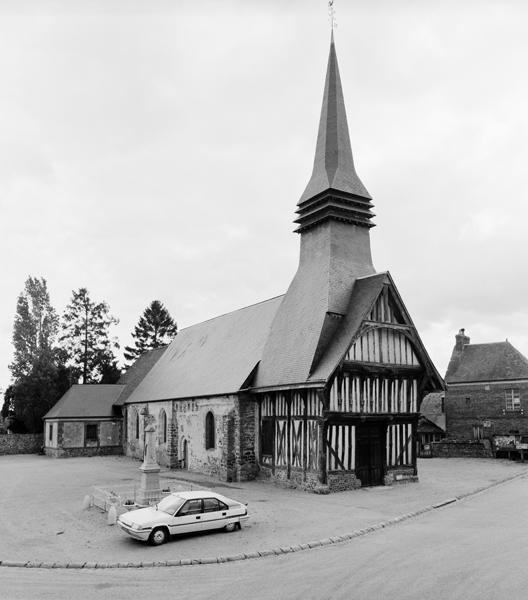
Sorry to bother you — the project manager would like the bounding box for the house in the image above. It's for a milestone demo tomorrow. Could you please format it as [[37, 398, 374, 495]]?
[[445, 328, 528, 456], [417, 392, 446, 456], [122, 32, 444, 492], [43, 384, 124, 457], [43, 347, 165, 458]]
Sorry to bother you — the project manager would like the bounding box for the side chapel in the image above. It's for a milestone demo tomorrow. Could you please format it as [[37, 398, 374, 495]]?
[[123, 33, 444, 492]]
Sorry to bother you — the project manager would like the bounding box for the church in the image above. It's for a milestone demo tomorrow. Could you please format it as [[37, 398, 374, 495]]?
[[122, 33, 444, 492]]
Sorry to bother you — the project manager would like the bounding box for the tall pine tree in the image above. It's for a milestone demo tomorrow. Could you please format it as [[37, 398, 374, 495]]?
[[60, 288, 120, 383], [124, 300, 177, 364]]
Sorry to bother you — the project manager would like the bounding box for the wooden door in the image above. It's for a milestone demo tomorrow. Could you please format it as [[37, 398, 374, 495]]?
[[355, 424, 385, 486]]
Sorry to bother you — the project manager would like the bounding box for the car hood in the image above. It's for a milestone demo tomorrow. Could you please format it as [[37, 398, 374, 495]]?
[[119, 507, 170, 528]]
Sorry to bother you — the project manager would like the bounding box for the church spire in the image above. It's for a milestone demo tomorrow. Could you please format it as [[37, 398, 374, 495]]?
[[295, 33, 374, 232]]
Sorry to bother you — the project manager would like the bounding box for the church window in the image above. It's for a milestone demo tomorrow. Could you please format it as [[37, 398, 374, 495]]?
[[205, 412, 215, 449], [505, 389, 521, 412], [160, 409, 167, 444], [48, 423, 53, 442], [135, 410, 140, 439]]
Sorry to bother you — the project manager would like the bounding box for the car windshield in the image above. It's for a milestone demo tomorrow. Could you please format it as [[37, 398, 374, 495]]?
[[157, 495, 186, 515]]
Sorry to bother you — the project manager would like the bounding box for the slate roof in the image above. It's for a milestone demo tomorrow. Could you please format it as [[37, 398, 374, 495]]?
[[115, 346, 167, 405], [124, 296, 284, 403], [308, 273, 388, 382], [420, 392, 446, 432], [299, 32, 370, 204], [446, 341, 528, 384], [44, 385, 125, 419]]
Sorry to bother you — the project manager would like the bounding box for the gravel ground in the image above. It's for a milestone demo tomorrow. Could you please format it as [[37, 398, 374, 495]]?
[[1, 454, 527, 564]]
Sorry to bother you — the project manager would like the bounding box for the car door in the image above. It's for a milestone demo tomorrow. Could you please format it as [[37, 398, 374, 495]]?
[[200, 497, 229, 531], [169, 499, 203, 535]]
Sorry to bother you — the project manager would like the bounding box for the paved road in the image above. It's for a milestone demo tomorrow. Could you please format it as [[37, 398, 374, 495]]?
[[2, 475, 527, 600]]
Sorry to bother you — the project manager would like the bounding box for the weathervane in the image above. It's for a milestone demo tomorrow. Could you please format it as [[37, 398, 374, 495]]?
[[328, 0, 337, 30]]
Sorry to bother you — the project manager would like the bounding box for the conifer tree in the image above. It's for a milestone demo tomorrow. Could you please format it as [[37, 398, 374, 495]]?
[[124, 300, 177, 364], [60, 288, 119, 383]]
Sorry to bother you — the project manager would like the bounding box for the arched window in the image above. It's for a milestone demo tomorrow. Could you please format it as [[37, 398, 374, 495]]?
[[134, 409, 140, 440], [205, 411, 215, 450], [159, 409, 167, 444]]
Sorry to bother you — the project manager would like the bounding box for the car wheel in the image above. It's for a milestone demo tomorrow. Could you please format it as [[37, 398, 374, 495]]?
[[224, 522, 237, 533], [149, 527, 168, 546]]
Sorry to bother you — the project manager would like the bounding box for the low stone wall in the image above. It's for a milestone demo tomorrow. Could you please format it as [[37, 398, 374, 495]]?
[[384, 467, 418, 485], [431, 439, 493, 458], [44, 445, 123, 458], [0, 433, 43, 455], [327, 470, 362, 492]]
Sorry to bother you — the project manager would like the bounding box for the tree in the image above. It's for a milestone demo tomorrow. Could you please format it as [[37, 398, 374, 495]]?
[[60, 288, 119, 383], [99, 359, 122, 384], [9, 277, 58, 379], [3, 355, 74, 433], [124, 300, 177, 364]]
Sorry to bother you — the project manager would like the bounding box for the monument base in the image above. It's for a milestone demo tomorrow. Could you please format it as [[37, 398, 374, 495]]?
[[136, 465, 161, 506]]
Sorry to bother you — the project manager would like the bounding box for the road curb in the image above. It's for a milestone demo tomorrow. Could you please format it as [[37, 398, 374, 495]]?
[[1, 469, 526, 570]]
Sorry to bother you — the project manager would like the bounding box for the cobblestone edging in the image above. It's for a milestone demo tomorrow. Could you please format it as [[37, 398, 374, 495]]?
[[1, 470, 526, 570]]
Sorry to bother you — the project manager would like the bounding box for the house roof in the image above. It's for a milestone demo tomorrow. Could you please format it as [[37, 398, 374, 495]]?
[[124, 295, 284, 403], [43, 385, 126, 419], [115, 346, 167, 406], [299, 32, 370, 204], [420, 392, 446, 432], [446, 341, 528, 384], [418, 415, 446, 434]]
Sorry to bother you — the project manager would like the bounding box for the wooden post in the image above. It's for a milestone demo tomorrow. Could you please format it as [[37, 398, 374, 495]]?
[[271, 391, 276, 476], [411, 418, 418, 475], [302, 390, 308, 482], [286, 390, 292, 480], [317, 389, 328, 484]]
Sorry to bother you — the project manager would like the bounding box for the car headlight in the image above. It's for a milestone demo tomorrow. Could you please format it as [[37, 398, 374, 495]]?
[[131, 523, 151, 531]]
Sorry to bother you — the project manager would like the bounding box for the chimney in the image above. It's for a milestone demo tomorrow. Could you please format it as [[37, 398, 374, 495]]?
[[455, 328, 470, 351]]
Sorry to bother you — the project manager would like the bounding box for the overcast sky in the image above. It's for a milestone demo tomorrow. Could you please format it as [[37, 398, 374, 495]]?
[[1, 0, 527, 392]]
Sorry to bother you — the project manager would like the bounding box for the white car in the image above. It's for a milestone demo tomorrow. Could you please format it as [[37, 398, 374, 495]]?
[[117, 490, 248, 545]]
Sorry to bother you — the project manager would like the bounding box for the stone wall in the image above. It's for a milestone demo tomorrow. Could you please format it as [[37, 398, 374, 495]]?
[[43, 419, 123, 458], [0, 433, 43, 455], [446, 381, 528, 440], [327, 470, 362, 492], [44, 445, 122, 458], [260, 465, 325, 492], [431, 439, 493, 458], [384, 467, 418, 485], [124, 401, 173, 467]]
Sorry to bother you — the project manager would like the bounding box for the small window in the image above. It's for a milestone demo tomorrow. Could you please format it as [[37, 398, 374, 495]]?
[[86, 424, 98, 442], [205, 412, 215, 450], [135, 410, 140, 439], [178, 499, 202, 516], [261, 419, 274, 456], [465, 397, 471, 406], [203, 498, 228, 513], [48, 423, 53, 442], [473, 425, 482, 440], [160, 409, 167, 444], [505, 389, 521, 412]]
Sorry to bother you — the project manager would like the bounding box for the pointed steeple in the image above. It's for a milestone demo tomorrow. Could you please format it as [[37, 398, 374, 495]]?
[[295, 34, 374, 232]]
